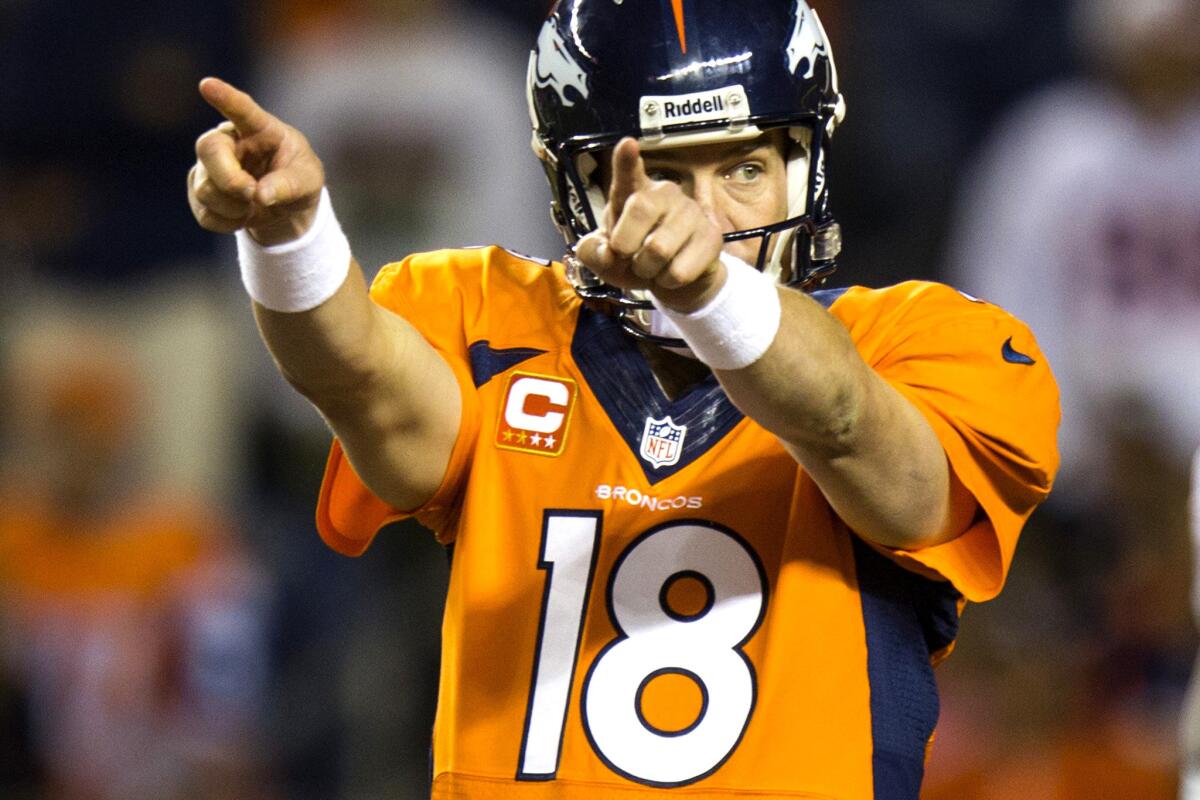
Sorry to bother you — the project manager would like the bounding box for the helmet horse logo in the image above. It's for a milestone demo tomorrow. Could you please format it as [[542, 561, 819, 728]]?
[[534, 20, 590, 107], [786, 2, 826, 78]]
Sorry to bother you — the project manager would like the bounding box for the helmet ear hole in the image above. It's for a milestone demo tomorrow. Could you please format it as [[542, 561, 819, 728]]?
[[785, 127, 813, 222], [572, 151, 608, 229], [577, 152, 599, 188]]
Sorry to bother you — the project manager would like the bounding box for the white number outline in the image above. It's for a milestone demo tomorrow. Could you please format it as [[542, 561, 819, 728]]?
[[516, 514, 769, 787], [516, 510, 603, 780]]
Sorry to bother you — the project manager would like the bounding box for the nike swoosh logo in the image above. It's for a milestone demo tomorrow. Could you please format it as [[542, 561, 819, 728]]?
[[1001, 337, 1035, 366]]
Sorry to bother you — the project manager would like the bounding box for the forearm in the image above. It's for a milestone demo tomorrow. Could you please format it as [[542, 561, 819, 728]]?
[[716, 288, 973, 549], [254, 259, 390, 403], [187, 78, 460, 509], [718, 289, 862, 453], [254, 258, 461, 510]]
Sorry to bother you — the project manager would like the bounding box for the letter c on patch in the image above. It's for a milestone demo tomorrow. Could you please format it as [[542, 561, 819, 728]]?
[[505, 377, 569, 433]]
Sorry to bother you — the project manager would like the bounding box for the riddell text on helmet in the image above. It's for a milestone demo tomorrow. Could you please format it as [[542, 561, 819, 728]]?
[[663, 96, 725, 118]]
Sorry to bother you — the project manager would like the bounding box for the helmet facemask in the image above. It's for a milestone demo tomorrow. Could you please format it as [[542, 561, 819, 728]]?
[[528, 1, 846, 347]]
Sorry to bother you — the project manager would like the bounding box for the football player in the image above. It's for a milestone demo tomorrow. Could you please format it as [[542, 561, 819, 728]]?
[[187, 1, 1059, 797]]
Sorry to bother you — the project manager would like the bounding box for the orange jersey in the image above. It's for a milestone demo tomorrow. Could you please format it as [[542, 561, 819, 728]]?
[[318, 247, 1060, 799]]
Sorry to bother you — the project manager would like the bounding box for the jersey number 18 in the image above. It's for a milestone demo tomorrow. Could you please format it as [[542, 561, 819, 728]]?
[[517, 510, 768, 787]]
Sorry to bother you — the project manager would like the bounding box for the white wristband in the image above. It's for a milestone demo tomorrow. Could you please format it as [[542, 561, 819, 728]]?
[[651, 252, 782, 370], [235, 187, 352, 313]]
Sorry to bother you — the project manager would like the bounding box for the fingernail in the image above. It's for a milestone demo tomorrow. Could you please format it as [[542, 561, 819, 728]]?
[[260, 186, 276, 206], [240, 185, 255, 201]]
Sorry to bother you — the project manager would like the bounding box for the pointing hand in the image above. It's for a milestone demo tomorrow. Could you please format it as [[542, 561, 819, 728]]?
[[187, 77, 326, 246], [574, 137, 725, 312]]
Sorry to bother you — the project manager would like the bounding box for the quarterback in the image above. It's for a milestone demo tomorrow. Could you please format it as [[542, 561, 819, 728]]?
[[187, 1, 1059, 797]]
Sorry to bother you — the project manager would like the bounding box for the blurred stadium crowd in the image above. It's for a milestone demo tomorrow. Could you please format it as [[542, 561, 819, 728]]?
[[1, 0, 1197, 797]]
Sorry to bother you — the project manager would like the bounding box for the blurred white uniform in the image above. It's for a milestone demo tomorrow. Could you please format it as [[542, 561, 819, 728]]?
[[247, 8, 567, 440], [259, 11, 564, 274], [948, 84, 1200, 504]]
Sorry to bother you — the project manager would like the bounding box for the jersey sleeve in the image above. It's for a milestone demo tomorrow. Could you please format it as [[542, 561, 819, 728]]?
[[826, 282, 1061, 602], [315, 250, 489, 555], [315, 247, 574, 556]]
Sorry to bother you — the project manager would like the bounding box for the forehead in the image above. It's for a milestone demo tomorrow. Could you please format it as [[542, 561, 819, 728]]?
[[639, 131, 786, 166]]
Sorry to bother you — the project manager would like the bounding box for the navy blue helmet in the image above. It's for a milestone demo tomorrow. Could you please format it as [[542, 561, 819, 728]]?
[[527, 0, 846, 341]]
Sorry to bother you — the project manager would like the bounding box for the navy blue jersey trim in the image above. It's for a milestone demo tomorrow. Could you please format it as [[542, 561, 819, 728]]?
[[809, 286, 849, 309], [571, 308, 744, 484], [467, 341, 547, 388], [852, 537, 962, 800]]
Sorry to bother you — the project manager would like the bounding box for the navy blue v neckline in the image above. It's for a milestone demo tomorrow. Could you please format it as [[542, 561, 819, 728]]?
[[570, 307, 745, 484]]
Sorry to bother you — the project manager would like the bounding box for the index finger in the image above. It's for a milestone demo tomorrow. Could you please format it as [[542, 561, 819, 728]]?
[[199, 77, 278, 138], [606, 137, 649, 228]]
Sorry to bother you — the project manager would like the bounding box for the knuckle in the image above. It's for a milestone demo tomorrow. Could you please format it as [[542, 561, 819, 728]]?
[[656, 270, 685, 290], [630, 259, 659, 280], [642, 236, 672, 264], [665, 262, 694, 287], [194, 178, 225, 205], [195, 208, 220, 230], [198, 208, 240, 233], [574, 239, 601, 267], [194, 178, 215, 203], [195, 129, 223, 156], [608, 240, 633, 259], [635, 252, 662, 274], [607, 228, 638, 258], [652, 265, 685, 291], [624, 194, 655, 222]]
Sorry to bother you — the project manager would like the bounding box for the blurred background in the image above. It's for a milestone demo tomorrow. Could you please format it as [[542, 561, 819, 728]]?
[[0, 0, 1197, 797]]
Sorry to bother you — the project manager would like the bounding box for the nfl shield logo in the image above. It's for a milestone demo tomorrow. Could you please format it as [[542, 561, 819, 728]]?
[[640, 415, 687, 468]]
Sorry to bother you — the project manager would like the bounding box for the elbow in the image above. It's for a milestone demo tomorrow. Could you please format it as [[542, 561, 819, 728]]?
[[867, 464, 978, 552], [822, 384, 864, 456], [790, 382, 867, 460]]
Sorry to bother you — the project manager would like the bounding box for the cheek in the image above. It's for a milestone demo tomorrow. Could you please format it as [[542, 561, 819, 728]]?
[[769, 172, 789, 219], [725, 181, 787, 229], [720, 179, 787, 264]]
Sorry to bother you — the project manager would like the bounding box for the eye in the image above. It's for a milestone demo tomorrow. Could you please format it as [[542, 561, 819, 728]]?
[[727, 163, 764, 183], [646, 168, 683, 185]]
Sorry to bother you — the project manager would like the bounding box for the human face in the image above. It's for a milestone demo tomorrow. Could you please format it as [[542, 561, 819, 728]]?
[[598, 130, 789, 267]]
